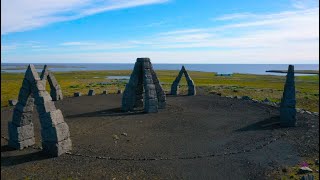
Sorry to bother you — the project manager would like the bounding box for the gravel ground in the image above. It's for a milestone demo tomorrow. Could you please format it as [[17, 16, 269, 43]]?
[[1, 91, 319, 180]]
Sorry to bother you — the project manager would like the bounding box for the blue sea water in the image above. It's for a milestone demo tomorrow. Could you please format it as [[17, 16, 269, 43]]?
[[1, 63, 319, 76]]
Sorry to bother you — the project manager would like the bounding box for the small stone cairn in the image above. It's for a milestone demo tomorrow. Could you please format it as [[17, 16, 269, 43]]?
[[122, 58, 166, 113], [8, 100, 18, 106], [280, 65, 297, 127], [88, 89, 95, 96], [170, 66, 196, 96], [8, 64, 72, 156], [40, 65, 63, 101], [301, 174, 314, 180]]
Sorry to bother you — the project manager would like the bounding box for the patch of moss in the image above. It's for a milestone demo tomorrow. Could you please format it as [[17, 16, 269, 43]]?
[[273, 157, 320, 180]]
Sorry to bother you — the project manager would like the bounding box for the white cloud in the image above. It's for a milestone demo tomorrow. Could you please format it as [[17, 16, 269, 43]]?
[[159, 29, 205, 36], [1, 45, 17, 52], [60, 42, 96, 46], [59, 41, 138, 50], [1, 41, 46, 53], [292, 0, 319, 9], [2, 6, 319, 63], [1, 0, 169, 35], [212, 8, 318, 24], [142, 20, 168, 27], [3, 46, 318, 64], [212, 13, 256, 21], [149, 8, 319, 50], [156, 33, 215, 43]]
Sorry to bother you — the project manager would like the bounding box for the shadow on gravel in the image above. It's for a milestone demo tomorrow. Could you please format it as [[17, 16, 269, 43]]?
[[1, 151, 50, 167], [66, 107, 146, 119], [235, 116, 282, 131], [166, 94, 190, 97], [1, 145, 16, 152]]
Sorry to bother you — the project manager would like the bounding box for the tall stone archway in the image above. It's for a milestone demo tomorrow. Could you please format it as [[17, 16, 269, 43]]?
[[40, 65, 63, 101], [122, 58, 166, 113], [8, 64, 72, 156], [170, 66, 196, 96]]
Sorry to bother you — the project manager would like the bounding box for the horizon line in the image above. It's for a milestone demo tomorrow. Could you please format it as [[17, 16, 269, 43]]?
[[1, 62, 319, 65]]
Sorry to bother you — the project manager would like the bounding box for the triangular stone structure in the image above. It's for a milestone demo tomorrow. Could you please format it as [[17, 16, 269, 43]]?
[[170, 66, 196, 96], [40, 65, 63, 101], [280, 65, 296, 127], [122, 58, 166, 113], [8, 64, 72, 156]]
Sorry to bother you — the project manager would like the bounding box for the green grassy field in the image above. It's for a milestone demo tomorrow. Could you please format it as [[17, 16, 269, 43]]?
[[273, 157, 319, 180], [1, 70, 319, 112]]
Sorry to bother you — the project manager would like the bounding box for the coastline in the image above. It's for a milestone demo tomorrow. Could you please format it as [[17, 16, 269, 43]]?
[[1, 63, 319, 75]]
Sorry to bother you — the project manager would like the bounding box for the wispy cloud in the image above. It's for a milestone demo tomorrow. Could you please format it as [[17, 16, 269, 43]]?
[[212, 13, 256, 21], [1, 41, 44, 53], [60, 42, 96, 46], [1, 0, 169, 35], [291, 0, 319, 9], [143, 20, 168, 27], [212, 7, 318, 23], [4, 47, 318, 64], [58, 41, 138, 51], [1, 45, 17, 52], [2, 5, 319, 63], [159, 29, 205, 36], [151, 8, 319, 49]]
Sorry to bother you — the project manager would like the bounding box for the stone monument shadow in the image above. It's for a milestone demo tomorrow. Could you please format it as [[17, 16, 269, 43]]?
[[1, 151, 51, 167], [166, 94, 190, 97], [235, 116, 283, 132], [66, 107, 146, 119], [1, 145, 16, 152]]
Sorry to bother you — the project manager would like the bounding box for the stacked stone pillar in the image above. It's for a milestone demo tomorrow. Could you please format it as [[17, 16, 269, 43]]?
[[171, 66, 196, 96], [88, 89, 95, 96], [122, 58, 166, 113], [183, 67, 196, 96], [122, 61, 141, 111], [40, 65, 63, 101], [8, 94, 35, 149], [280, 65, 296, 127], [8, 64, 72, 156], [171, 67, 184, 95], [143, 60, 159, 113], [151, 67, 166, 108]]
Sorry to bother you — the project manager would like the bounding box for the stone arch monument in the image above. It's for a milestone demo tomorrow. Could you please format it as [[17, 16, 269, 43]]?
[[8, 64, 72, 156], [40, 65, 63, 101], [170, 66, 196, 96], [122, 58, 166, 113]]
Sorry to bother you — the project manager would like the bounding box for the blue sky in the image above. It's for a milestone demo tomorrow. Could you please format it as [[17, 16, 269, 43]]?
[[1, 0, 319, 64]]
